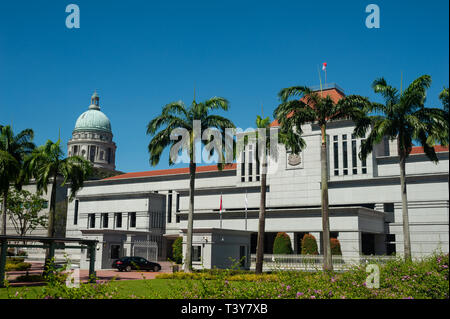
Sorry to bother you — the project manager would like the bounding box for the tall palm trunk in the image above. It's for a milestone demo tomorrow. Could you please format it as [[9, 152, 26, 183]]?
[[398, 144, 412, 261], [184, 161, 196, 273], [320, 125, 332, 271], [255, 156, 267, 274], [47, 175, 58, 238], [1, 191, 7, 235]]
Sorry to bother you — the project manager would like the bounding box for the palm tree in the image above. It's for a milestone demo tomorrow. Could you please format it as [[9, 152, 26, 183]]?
[[274, 87, 369, 270], [250, 115, 305, 274], [0, 125, 35, 235], [353, 75, 448, 261], [147, 96, 235, 272], [25, 139, 92, 238]]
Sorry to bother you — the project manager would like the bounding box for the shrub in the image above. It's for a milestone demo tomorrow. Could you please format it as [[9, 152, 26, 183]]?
[[301, 234, 318, 255], [273, 232, 293, 254], [172, 237, 183, 264], [330, 238, 342, 255], [5, 261, 31, 271]]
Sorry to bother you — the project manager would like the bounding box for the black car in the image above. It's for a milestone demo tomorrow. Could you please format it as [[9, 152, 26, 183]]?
[[112, 256, 161, 272]]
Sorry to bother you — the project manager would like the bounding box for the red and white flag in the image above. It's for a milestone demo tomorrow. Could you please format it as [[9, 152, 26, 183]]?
[[322, 62, 327, 71], [219, 195, 223, 214]]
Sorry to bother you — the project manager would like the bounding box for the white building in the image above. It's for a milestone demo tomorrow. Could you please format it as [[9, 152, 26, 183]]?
[[65, 86, 449, 270]]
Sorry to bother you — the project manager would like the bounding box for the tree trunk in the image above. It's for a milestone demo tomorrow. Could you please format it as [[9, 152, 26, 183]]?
[[320, 125, 333, 271], [255, 157, 267, 275], [399, 151, 412, 261], [1, 191, 7, 235], [184, 161, 196, 273], [47, 175, 57, 238]]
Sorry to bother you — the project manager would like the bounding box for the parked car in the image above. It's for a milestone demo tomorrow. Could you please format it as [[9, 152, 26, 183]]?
[[112, 256, 161, 272]]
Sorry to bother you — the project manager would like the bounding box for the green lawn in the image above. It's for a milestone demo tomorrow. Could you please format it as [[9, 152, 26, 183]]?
[[0, 279, 190, 299]]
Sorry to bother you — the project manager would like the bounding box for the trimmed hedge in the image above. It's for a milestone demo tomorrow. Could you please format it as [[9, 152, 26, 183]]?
[[301, 234, 318, 255], [273, 232, 293, 254], [331, 238, 342, 255]]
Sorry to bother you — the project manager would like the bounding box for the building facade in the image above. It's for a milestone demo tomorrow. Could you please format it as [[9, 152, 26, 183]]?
[[65, 86, 449, 269]]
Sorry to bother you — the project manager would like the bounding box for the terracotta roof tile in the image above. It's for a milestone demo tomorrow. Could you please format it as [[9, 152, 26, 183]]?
[[410, 145, 449, 154], [102, 163, 237, 181]]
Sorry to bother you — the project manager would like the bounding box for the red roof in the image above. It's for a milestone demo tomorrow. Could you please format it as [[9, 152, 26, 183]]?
[[271, 87, 345, 127], [410, 145, 449, 154], [103, 163, 237, 181]]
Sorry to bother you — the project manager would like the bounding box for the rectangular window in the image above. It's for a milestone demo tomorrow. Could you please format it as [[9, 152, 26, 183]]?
[[248, 145, 253, 182], [192, 245, 202, 262], [176, 193, 180, 212], [352, 135, 357, 175], [256, 143, 260, 182], [167, 191, 172, 224], [115, 213, 122, 228], [361, 139, 367, 174], [176, 215, 180, 223], [88, 213, 95, 229], [342, 135, 348, 175], [102, 213, 108, 228], [129, 212, 136, 228], [241, 150, 245, 182], [333, 136, 339, 176], [74, 200, 79, 225]]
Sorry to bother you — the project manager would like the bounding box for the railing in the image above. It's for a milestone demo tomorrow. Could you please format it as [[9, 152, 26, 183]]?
[[250, 254, 398, 271]]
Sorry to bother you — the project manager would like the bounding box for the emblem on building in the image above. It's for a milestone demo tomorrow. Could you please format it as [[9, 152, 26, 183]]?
[[288, 153, 302, 166]]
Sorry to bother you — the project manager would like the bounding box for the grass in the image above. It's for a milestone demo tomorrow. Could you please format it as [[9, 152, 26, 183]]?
[[1, 253, 448, 299]]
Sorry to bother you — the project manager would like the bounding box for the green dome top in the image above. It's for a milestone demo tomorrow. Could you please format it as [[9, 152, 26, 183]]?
[[74, 92, 112, 133]]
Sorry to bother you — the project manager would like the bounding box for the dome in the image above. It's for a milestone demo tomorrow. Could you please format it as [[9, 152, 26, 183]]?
[[74, 109, 112, 133], [74, 91, 112, 133]]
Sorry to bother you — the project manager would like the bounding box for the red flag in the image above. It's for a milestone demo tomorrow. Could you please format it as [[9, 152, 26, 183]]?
[[322, 62, 327, 71], [219, 195, 223, 214]]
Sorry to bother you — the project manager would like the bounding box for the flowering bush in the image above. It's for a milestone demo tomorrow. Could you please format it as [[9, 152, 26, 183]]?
[[177, 253, 449, 299]]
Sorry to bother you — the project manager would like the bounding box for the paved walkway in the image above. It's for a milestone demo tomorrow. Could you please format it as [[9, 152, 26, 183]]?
[[5, 261, 174, 286]]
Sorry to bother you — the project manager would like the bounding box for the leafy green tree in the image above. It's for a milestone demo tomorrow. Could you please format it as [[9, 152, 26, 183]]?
[[354, 75, 448, 261], [25, 139, 92, 238], [274, 87, 369, 270], [147, 96, 235, 272], [2, 189, 47, 238], [0, 125, 35, 235], [273, 232, 293, 254]]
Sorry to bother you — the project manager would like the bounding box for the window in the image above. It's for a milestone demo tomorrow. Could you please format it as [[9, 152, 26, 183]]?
[[102, 213, 108, 228], [351, 135, 357, 174], [248, 145, 253, 182], [88, 214, 95, 229], [89, 145, 96, 162], [333, 136, 339, 176], [192, 245, 202, 262], [383, 203, 394, 213], [342, 135, 348, 175], [241, 150, 245, 182], [361, 139, 367, 174], [239, 246, 246, 267], [176, 193, 180, 212], [129, 212, 136, 228], [43, 201, 49, 209], [256, 143, 260, 182], [115, 213, 122, 228], [167, 191, 172, 223], [74, 200, 79, 225]]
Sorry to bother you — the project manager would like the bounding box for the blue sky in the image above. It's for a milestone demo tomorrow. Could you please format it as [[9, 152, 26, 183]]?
[[0, 0, 448, 173]]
